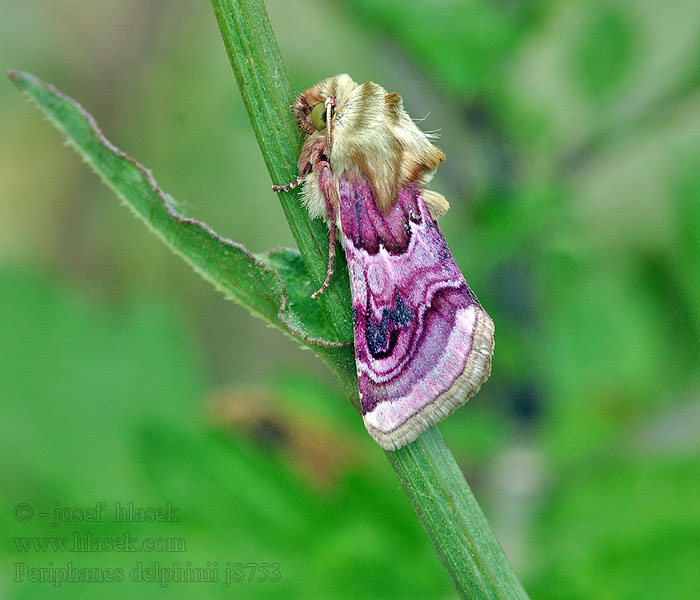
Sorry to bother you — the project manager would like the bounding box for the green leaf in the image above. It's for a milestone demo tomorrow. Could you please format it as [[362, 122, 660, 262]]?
[[7, 70, 353, 370]]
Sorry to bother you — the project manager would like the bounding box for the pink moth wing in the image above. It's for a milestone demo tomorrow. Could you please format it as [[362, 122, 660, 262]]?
[[338, 174, 494, 449]]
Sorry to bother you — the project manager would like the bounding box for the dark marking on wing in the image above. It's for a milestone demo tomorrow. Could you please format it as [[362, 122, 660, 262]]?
[[365, 292, 414, 359]]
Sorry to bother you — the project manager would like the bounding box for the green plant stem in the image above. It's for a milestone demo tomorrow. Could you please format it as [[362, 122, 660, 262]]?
[[387, 427, 529, 598], [211, 0, 529, 597], [211, 0, 353, 347]]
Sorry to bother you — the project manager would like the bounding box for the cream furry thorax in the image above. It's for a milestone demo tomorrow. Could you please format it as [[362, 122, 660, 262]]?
[[294, 74, 449, 221]]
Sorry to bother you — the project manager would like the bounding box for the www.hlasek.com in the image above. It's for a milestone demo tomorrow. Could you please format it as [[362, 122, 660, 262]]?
[[15, 532, 186, 553], [14, 561, 282, 587]]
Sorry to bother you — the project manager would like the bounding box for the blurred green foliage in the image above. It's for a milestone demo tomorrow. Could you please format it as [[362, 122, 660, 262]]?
[[0, 267, 449, 598], [2, 0, 699, 598]]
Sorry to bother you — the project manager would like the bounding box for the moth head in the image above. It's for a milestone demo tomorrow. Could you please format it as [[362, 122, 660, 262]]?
[[293, 74, 357, 140], [294, 75, 446, 213]]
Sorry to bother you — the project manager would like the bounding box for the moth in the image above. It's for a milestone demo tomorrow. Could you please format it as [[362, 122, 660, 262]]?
[[273, 74, 494, 450]]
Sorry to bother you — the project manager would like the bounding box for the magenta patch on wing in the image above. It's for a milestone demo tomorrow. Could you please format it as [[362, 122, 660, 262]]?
[[338, 176, 494, 450]]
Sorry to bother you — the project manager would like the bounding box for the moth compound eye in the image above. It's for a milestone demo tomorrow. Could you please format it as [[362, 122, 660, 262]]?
[[310, 102, 327, 130]]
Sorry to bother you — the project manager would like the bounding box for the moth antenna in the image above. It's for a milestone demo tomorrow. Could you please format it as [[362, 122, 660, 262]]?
[[324, 96, 335, 151], [311, 223, 336, 299]]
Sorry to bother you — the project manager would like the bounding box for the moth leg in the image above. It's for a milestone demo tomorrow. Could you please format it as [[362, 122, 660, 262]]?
[[311, 196, 337, 299], [271, 164, 311, 192], [271, 175, 303, 193]]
